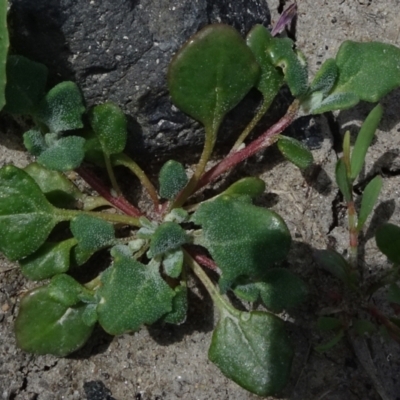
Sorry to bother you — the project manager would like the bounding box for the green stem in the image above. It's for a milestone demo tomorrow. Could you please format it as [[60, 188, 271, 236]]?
[[112, 153, 159, 207], [104, 153, 122, 196], [347, 200, 358, 269], [230, 99, 271, 152], [57, 208, 141, 227], [183, 249, 237, 315], [172, 127, 216, 209]]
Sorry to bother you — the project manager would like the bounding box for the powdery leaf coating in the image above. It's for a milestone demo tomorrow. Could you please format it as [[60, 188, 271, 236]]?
[[96, 250, 175, 335], [246, 25, 284, 104], [35, 81, 85, 133], [310, 92, 359, 114], [209, 309, 293, 396], [163, 248, 184, 278], [4, 55, 48, 114], [162, 284, 188, 325], [48, 274, 89, 307], [23, 129, 47, 156], [332, 41, 400, 102], [90, 102, 127, 155], [149, 221, 189, 257], [0, 166, 59, 260], [19, 239, 76, 281], [15, 286, 94, 356], [193, 196, 291, 290], [309, 58, 338, 95], [38, 136, 86, 172], [277, 135, 314, 170], [168, 24, 260, 132], [158, 160, 188, 200]]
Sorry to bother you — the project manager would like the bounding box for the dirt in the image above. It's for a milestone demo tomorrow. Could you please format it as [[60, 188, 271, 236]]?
[[2, 1, 400, 399]]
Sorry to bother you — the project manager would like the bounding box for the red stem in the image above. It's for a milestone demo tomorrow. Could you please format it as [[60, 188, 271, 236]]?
[[194, 100, 299, 193], [184, 246, 219, 272], [367, 305, 400, 343], [76, 166, 143, 217]]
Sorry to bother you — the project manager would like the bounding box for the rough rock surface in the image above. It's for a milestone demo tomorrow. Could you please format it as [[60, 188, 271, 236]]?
[[9, 0, 272, 156]]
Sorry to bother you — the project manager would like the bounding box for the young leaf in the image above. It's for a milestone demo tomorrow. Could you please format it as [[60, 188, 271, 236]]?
[[232, 279, 260, 302], [90, 102, 127, 155], [162, 284, 188, 325], [23, 129, 47, 156], [313, 249, 354, 287], [0, 0, 8, 111], [335, 159, 352, 202], [19, 239, 76, 281], [24, 162, 84, 208], [96, 250, 175, 335], [257, 268, 308, 312], [357, 176, 382, 231], [332, 41, 400, 102], [193, 196, 291, 290], [0, 166, 62, 260], [309, 58, 338, 95], [376, 223, 400, 264], [388, 283, 400, 305], [70, 214, 115, 264], [4, 55, 48, 114], [315, 329, 344, 353], [48, 274, 92, 307], [37, 136, 86, 171], [149, 221, 189, 258], [168, 24, 260, 134], [350, 104, 383, 181], [267, 37, 308, 97], [163, 248, 184, 278], [220, 177, 265, 199], [209, 309, 293, 396], [317, 316, 343, 331], [310, 92, 359, 114], [246, 25, 284, 104], [34, 81, 85, 132], [277, 135, 314, 170], [15, 286, 95, 356], [158, 160, 188, 200]]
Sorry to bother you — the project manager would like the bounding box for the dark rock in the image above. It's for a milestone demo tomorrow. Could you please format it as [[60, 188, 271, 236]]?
[[83, 380, 115, 400], [9, 0, 272, 158]]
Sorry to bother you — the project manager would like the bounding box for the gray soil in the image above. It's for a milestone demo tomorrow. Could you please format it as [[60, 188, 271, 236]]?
[[2, 1, 400, 399]]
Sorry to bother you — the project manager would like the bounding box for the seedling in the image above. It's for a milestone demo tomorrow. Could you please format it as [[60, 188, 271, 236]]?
[[1, 8, 400, 396]]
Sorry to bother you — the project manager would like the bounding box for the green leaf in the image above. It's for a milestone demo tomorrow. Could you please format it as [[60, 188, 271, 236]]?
[[357, 176, 382, 231], [315, 329, 344, 353], [335, 159, 352, 202], [0, 165, 61, 260], [23, 129, 47, 156], [277, 135, 314, 170], [246, 25, 284, 104], [24, 162, 84, 208], [353, 319, 376, 336], [220, 177, 265, 199], [332, 41, 400, 102], [267, 37, 308, 97], [193, 196, 291, 290], [19, 239, 76, 281], [317, 316, 343, 331], [257, 268, 308, 312], [149, 221, 189, 258], [158, 160, 188, 200], [232, 279, 260, 302], [15, 286, 94, 356], [209, 309, 293, 396], [163, 284, 188, 325], [35, 81, 85, 132], [313, 249, 355, 287], [70, 214, 115, 264], [350, 104, 383, 181], [0, 0, 8, 111], [388, 283, 400, 305], [309, 58, 338, 95], [163, 248, 184, 278], [168, 24, 260, 134], [310, 92, 359, 114], [38, 136, 86, 171], [96, 250, 175, 335], [4, 55, 48, 114], [90, 102, 127, 155], [83, 129, 105, 167], [376, 223, 400, 264]]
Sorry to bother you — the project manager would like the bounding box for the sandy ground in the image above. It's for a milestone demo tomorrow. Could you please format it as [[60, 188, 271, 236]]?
[[1, 1, 400, 399]]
